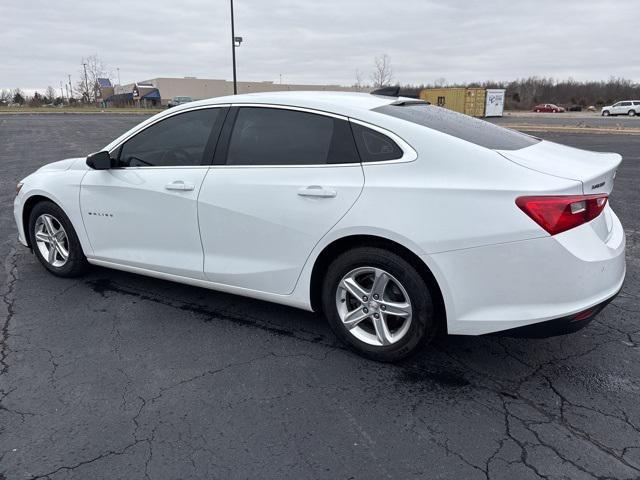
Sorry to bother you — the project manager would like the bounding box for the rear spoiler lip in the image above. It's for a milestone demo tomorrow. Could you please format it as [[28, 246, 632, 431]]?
[[496, 145, 622, 195]]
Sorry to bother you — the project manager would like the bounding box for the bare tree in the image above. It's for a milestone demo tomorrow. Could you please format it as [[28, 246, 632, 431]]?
[[76, 55, 113, 103], [45, 86, 57, 104], [0, 89, 11, 103], [371, 54, 393, 88], [354, 69, 364, 92], [433, 77, 448, 87]]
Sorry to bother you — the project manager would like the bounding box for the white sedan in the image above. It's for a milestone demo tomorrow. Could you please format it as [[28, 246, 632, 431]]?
[[13, 91, 625, 361]]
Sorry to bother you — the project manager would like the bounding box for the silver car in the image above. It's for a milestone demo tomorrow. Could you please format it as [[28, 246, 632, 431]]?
[[167, 96, 193, 108]]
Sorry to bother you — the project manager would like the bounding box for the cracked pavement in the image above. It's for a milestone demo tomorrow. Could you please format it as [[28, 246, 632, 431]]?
[[0, 114, 639, 479]]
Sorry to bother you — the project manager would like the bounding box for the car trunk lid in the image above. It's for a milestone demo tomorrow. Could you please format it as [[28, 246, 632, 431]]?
[[497, 140, 621, 195]]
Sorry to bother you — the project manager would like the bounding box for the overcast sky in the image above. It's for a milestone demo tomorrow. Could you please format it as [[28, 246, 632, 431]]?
[[2, 0, 639, 92]]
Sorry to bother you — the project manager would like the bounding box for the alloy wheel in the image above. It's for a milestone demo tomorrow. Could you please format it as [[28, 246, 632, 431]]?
[[34, 214, 69, 267], [335, 267, 413, 347]]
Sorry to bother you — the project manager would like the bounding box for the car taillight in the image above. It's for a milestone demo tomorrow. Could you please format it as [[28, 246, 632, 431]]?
[[516, 194, 608, 236]]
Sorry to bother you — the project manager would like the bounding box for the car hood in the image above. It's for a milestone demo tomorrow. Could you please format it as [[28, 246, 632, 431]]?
[[37, 157, 88, 172], [497, 140, 622, 195]]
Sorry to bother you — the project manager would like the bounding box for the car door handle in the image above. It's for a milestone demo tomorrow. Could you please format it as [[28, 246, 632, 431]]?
[[297, 185, 337, 198], [165, 180, 195, 191]]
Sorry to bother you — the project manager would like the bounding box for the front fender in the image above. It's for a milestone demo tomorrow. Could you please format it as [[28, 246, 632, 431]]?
[[14, 170, 92, 255]]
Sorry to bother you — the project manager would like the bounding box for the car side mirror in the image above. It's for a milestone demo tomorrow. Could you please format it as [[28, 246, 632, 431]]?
[[86, 151, 112, 170]]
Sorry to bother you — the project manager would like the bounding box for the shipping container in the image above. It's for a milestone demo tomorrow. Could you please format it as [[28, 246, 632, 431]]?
[[419, 87, 487, 117], [484, 89, 506, 117]]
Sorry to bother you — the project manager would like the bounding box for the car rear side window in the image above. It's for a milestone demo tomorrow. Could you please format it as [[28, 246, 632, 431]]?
[[350, 123, 403, 162], [225, 107, 359, 166], [118, 108, 221, 167], [374, 104, 540, 150]]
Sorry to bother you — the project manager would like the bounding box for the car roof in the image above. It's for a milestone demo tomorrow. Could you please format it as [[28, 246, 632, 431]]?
[[177, 91, 406, 119]]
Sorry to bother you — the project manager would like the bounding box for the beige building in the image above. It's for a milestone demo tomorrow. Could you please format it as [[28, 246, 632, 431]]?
[[107, 77, 363, 107]]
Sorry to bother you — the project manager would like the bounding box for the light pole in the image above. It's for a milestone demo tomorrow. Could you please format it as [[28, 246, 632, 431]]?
[[117, 67, 121, 85], [230, 0, 243, 95], [82, 63, 89, 103], [68, 74, 73, 100]]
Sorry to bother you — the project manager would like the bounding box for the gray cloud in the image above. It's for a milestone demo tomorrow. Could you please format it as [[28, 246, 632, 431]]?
[[2, 0, 639, 91]]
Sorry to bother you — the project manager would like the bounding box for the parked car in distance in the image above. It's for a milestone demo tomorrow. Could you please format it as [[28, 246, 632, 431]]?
[[601, 100, 640, 116], [568, 105, 582, 112], [533, 103, 566, 113], [167, 96, 193, 108], [13, 91, 625, 361]]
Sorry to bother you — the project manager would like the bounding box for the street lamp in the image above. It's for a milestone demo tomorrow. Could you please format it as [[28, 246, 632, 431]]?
[[230, 0, 243, 95], [82, 63, 89, 103]]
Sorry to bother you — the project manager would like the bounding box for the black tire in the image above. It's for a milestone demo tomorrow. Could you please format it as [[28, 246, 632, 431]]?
[[321, 247, 438, 362], [28, 200, 89, 277], [602, 110, 610, 116], [629, 110, 636, 117]]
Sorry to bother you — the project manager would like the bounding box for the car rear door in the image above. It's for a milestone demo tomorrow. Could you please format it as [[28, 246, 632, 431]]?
[[197, 105, 364, 295], [80, 106, 227, 278]]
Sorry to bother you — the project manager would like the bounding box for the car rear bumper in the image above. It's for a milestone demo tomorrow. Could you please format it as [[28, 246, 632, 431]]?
[[490, 291, 618, 338], [426, 207, 626, 335]]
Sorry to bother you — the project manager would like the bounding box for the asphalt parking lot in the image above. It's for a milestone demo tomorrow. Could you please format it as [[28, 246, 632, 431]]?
[[1, 114, 639, 479]]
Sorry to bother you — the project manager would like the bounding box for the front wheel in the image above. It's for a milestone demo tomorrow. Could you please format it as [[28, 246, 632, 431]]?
[[322, 247, 438, 362], [602, 110, 610, 116], [28, 201, 89, 277], [629, 110, 636, 117]]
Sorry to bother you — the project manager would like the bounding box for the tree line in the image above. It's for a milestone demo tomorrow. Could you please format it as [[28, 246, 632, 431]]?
[[399, 77, 640, 109], [4, 53, 639, 110]]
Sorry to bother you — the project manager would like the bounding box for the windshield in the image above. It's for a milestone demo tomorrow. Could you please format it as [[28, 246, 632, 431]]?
[[373, 103, 540, 150]]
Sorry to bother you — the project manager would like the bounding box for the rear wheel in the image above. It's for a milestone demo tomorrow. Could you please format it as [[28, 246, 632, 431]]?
[[629, 110, 636, 117], [322, 247, 437, 362], [28, 201, 88, 277]]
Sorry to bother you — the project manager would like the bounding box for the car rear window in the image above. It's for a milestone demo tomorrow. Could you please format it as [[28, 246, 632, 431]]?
[[373, 104, 540, 150]]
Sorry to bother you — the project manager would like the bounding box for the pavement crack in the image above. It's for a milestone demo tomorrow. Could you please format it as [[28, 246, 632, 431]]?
[[0, 244, 19, 375], [27, 440, 145, 479]]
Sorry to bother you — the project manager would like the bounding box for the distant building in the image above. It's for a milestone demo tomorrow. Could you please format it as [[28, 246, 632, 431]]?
[[102, 77, 363, 107], [95, 78, 114, 105]]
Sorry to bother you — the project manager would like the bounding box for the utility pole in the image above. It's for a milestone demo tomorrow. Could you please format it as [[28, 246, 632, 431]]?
[[230, 0, 237, 94], [60, 81, 64, 101], [68, 74, 73, 100], [82, 63, 89, 103], [117, 67, 121, 85], [65, 84, 70, 102]]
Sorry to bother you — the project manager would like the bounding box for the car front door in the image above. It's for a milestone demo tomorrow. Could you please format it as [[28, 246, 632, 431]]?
[[80, 106, 226, 278], [611, 102, 623, 115], [197, 106, 365, 295]]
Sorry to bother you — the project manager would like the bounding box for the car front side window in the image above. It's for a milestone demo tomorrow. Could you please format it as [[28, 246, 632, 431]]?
[[117, 108, 222, 167]]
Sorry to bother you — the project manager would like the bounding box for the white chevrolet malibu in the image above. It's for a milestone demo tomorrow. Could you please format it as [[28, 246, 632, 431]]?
[[14, 91, 625, 361]]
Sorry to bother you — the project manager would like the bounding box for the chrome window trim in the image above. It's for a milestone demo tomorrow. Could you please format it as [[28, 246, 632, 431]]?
[[348, 118, 418, 165], [107, 104, 231, 161], [106, 102, 417, 169], [214, 103, 417, 168]]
